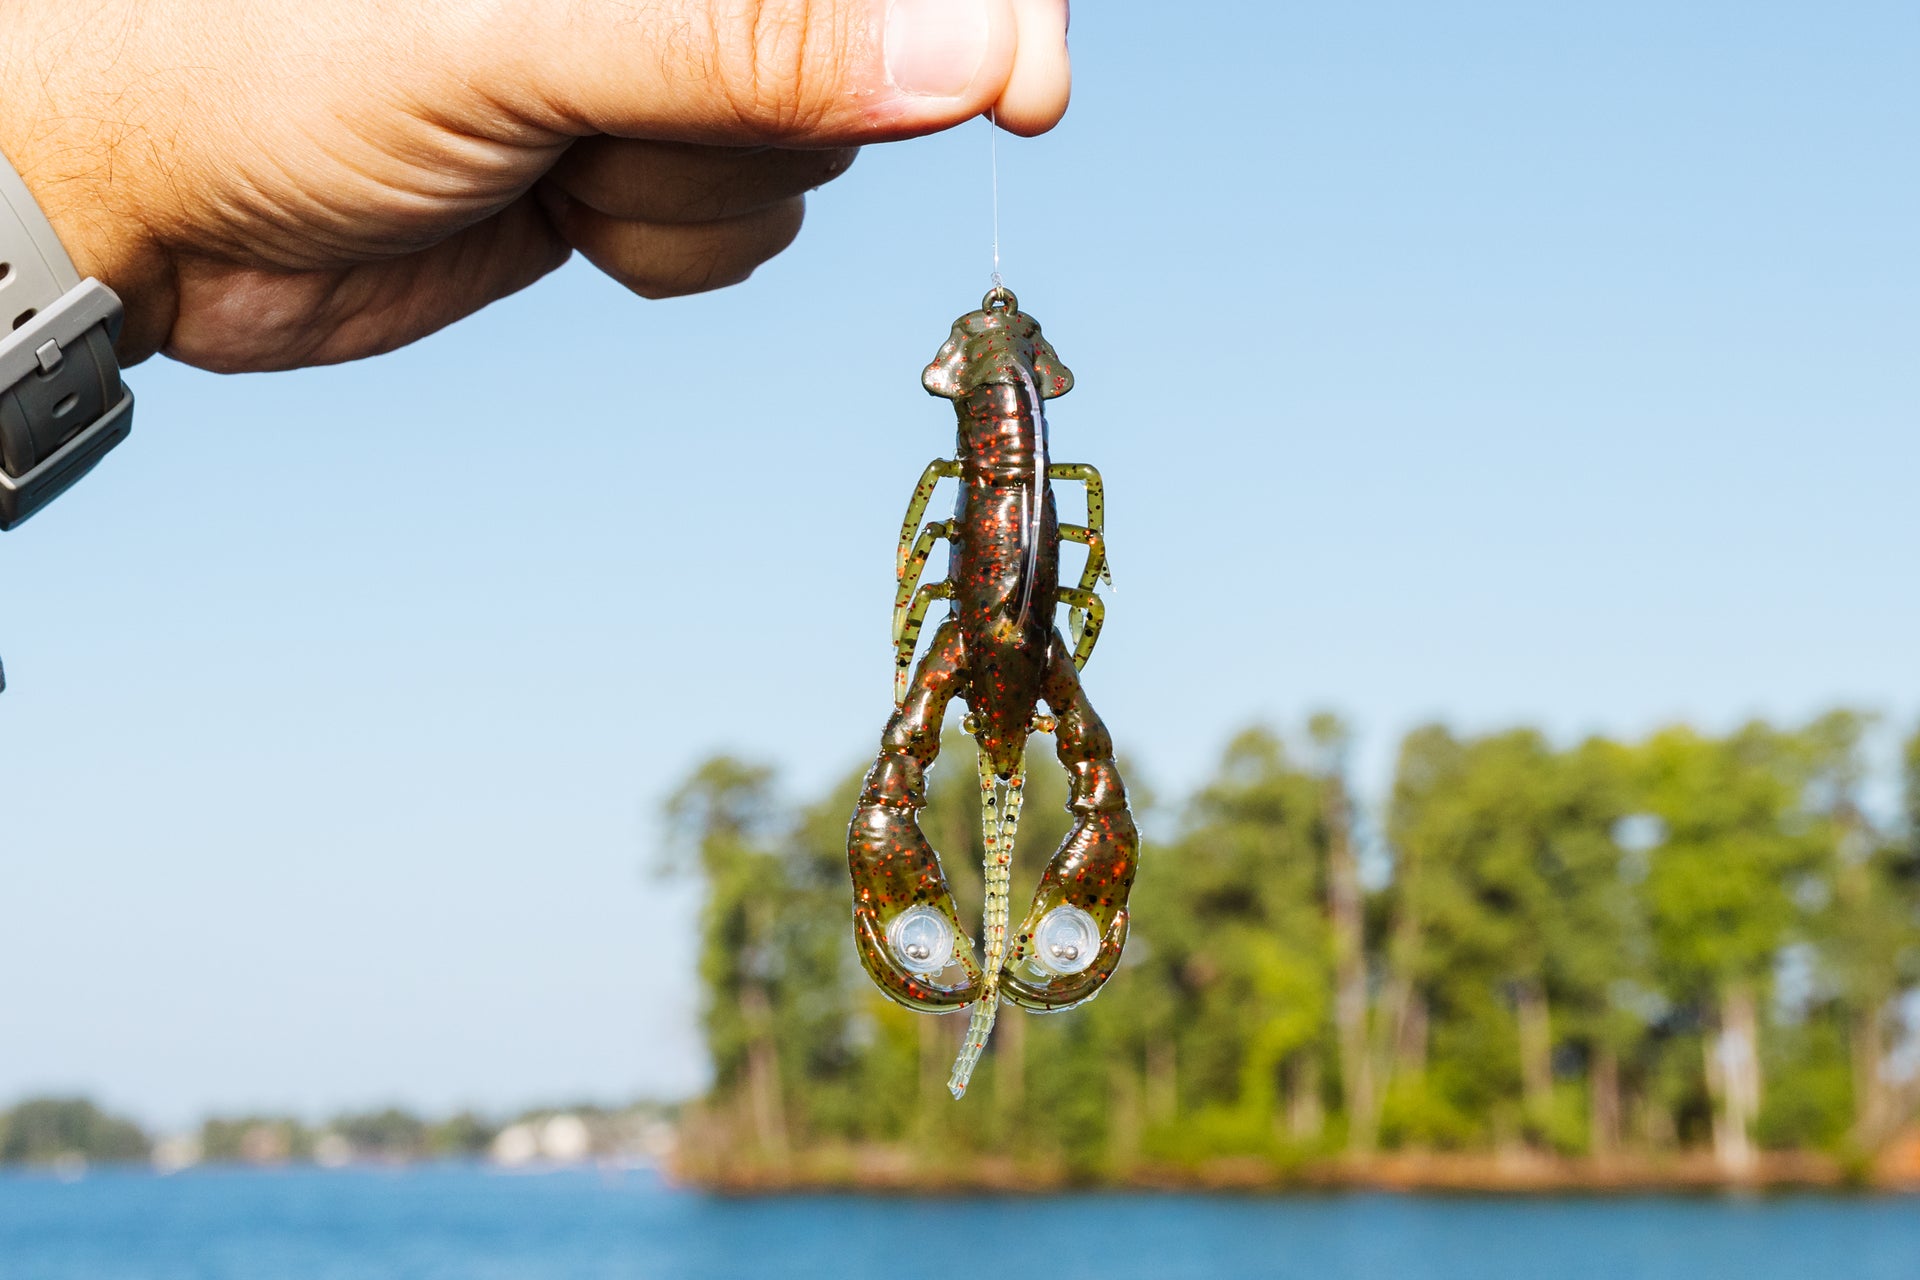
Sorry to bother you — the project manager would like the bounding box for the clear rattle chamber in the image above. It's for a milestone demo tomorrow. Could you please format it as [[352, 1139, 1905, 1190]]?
[[887, 905, 956, 975], [1029, 904, 1100, 976]]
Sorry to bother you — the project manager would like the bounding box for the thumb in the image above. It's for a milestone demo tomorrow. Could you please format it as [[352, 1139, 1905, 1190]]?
[[482, 0, 1070, 145]]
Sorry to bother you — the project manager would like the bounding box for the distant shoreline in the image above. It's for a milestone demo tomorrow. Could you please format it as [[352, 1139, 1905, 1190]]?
[[675, 1145, 1920, 1197], [5, 1153, 1918, 1197]]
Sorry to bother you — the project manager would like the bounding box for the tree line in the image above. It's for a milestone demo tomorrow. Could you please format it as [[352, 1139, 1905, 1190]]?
[[669, 712, 1920, 1183], [0, 1097, 671, 1168]]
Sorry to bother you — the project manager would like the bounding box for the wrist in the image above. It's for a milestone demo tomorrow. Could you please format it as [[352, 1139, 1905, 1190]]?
[[10, 169, 176, 369], [0, 19, 177, 364]]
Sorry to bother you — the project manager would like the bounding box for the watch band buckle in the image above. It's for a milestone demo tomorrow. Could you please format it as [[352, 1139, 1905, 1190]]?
[[0, 279, 134, 532]]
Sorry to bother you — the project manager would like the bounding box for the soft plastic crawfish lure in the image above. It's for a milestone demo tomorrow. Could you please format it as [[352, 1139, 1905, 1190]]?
[[846, 287, 1139, 1099]]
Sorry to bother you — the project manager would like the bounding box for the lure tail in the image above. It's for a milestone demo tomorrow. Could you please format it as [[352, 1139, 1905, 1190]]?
[[948, 998, 999, 1099], [948, 753, 1025, 1098]]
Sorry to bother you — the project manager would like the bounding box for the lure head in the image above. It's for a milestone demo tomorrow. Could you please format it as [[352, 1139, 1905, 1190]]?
[[923, 287, 1074, 402]]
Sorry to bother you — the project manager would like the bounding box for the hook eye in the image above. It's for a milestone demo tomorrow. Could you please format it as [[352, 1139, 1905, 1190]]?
[[982, 286, 1019, 315], [1030, 905, 1100, 976], [887, 905, 956, 975]]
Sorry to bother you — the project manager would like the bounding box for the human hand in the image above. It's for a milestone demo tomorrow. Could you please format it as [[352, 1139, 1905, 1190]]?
[[0, 0, 1070, 371]]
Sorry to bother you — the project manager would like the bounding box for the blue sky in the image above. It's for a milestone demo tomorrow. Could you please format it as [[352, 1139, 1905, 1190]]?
[[2, 1, 1916, 1127]]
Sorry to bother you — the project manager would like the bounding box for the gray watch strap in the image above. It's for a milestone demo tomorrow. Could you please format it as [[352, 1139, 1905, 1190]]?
[[0, 145, 134, 533], [0, 144, 81, 301]]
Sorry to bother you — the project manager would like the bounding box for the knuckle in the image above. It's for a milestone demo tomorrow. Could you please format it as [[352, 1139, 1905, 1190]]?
[[168, 271, 332, 373], [709, 0, 850, 140]]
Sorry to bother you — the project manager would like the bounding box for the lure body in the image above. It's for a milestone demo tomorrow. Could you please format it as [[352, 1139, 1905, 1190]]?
[[845, 288, 1139, 1097], [950, 379, 1058, 779]]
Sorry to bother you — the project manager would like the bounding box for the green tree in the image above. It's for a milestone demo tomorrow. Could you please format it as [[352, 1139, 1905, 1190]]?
[[1801, 713, 1920, 1148], [1373, 725, 1452, 1145], [331, 1108, 429, 1160], [1906, 726, 1920, 854], [664, 757, 792, 1161], [1534, 737, 1642, 1156], [1636, 722, 1817, 1173], [200, 1115, 311, 1163], [1138, 727, 1332, 1157], [771, 764, 885, 1143], [1378, 728, 1636, 1153], [0, 1098, 149, 1165], [1309, 713, 1375, 1153], [427, 1111, 499, 1158]]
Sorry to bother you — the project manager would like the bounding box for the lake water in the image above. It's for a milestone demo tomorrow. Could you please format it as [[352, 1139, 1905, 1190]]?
[[1, 1166, 1915, 1279]]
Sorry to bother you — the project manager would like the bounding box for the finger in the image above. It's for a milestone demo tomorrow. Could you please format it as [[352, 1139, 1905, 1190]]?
[[165, 195, 572, 372], [994, 0, 1072, 136], [547, 139, 858, 225], [542, 192, 808, 300], [466, 0, 1069, 146]]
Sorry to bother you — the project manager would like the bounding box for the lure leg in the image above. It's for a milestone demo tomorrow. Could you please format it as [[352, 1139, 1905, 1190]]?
[[1046, 463, 1111, 588], [1057, 524, 1107, 650], [1049, 461, 1114, 652], [949, 750, 1029, 1097], [848, 619, 984, 1011], [1057, 586, 1107, 672], [1058, 524, 1108, 594], [894, 580, 954, 706], [892, 521, 952, 643], [897, 459, 962, 578], [999, 630, 1139, 1013]]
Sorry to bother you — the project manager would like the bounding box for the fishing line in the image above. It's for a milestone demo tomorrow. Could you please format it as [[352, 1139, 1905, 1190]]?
[[988, 110, 1003, 287]]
